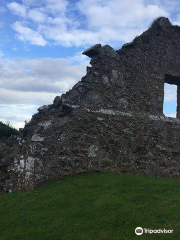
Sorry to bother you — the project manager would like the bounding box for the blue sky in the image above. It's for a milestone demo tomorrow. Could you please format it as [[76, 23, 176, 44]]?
[[0, 0, 179, 128]]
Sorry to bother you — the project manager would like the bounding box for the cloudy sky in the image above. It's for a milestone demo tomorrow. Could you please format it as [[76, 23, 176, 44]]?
[[0, 0, 179, 128]]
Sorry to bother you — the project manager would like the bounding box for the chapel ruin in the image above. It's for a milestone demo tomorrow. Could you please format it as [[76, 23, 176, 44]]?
[[1, 17, 180, 193]]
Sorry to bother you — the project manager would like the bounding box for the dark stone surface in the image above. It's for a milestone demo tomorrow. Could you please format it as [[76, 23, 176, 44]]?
[[82, 44, 102, 58], [1, 17, 180, 193]]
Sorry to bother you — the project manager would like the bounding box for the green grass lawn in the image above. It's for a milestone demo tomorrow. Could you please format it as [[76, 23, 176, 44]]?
[[0, 172, 180, 240]]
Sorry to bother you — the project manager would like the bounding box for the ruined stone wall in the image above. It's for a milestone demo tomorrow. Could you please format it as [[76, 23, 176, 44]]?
[[1, 17, 180, 193], [3, 108, 180, 192]]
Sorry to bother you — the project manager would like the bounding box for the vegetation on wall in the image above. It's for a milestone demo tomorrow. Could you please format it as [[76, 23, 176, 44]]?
[[0, 121, 18, 142]]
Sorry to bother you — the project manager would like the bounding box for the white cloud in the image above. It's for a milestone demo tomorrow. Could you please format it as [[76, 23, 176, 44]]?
[[45, 0, 68, 16], [28, 9, 47, 23], [0, 89, 56, 129], [7, 2, 27, 18], [40, 0, 168, 46], [0, 57, 87, 94], [0, 88, 56, 105], [0, 104, 38, 129], [78, 0, 167, 29], [7, 0, 170, 47], [22, 0, 41, 6], [164, 84, 177, 102], [0, 55, 87, 128], [12, 21, 47, 46]]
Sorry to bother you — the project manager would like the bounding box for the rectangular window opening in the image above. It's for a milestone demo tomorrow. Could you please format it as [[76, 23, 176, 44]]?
[[163, 83, 177, 118]]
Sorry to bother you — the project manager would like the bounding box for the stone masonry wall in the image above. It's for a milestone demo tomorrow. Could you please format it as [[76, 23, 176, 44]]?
[[1, 17, 180, 193]]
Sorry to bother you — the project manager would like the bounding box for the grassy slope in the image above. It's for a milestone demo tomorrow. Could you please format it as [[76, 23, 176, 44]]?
[[0, 172, 180, 240]]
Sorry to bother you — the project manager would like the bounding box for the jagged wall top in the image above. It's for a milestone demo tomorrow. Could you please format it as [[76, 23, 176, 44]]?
[[2, 17, 180, 193], [51, 17, 180, 117]]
